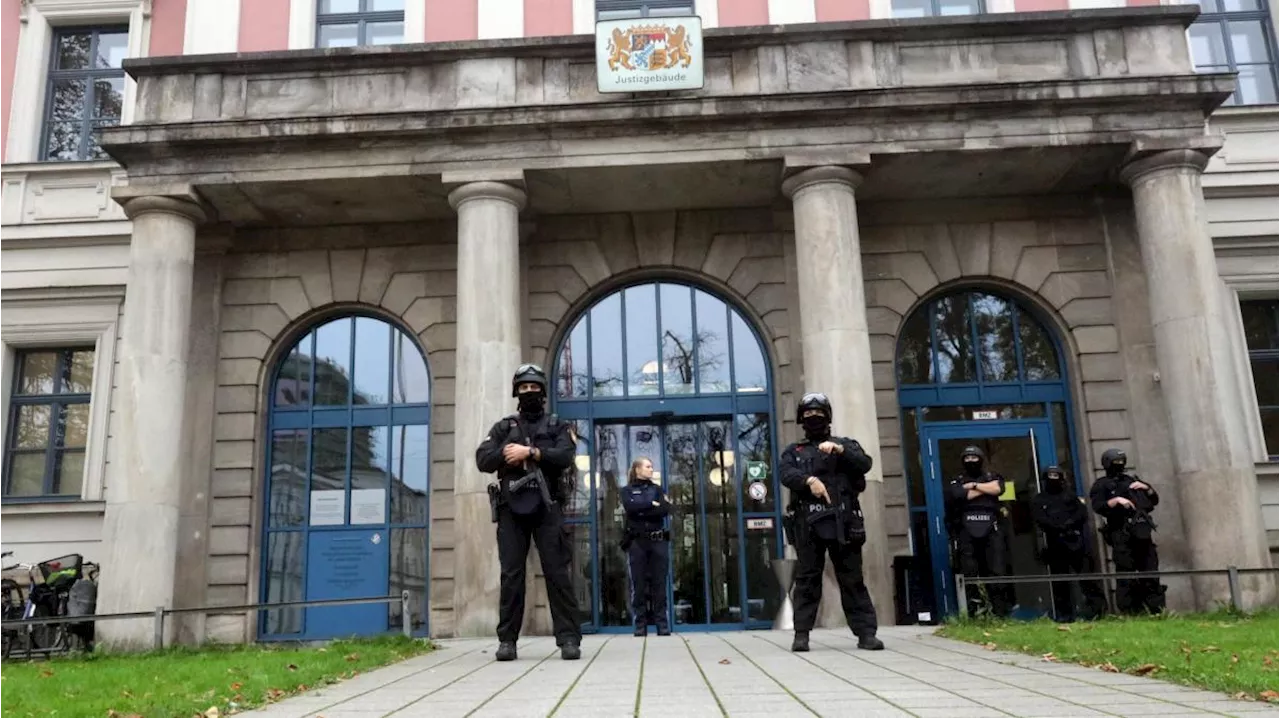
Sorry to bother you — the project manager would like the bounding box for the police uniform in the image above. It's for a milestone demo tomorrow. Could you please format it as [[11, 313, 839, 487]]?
[[1031, 466, 1106, 622], [945, 446, 1011, 618], [476, 364, 583, 661], [780, 392, 882, 652], [621, 478, 671, 636], [1089, 449, 1164, 615]]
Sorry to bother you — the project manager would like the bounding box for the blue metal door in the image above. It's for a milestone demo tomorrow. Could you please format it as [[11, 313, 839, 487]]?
[[921, 420, 1057, 618], [304, 529, 391, 639]]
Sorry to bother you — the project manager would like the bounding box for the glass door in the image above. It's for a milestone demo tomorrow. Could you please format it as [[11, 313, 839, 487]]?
[[922, 421, 1056, 619]]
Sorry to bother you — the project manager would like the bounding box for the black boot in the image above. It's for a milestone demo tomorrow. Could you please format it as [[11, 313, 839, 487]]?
[[633, 624, 647, 637], [495, 641, 517, 661], [561, 641, 581, 660], [791, 631, 810, 652], [656, 623, 671, 637], [857, 634, 884, 651]]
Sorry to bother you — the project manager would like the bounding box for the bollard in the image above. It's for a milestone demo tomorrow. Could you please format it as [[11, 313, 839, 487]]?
[[955, 574, 968, 619], [153, 606, 165, 651], [401, 590, 413, 638], [770, 558, 796, 631], [1227, 565, 1241, 611]]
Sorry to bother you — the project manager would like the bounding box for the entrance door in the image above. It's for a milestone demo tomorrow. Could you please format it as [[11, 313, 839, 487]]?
[[586, 418, 775, 632], [921, 421, 1056, 619]]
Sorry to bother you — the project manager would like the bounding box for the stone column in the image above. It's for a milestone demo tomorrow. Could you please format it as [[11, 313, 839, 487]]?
[[782, 165, 894, 624], [448, 180, 527, 637], [97, 194, 206, 648], [1119, 147, 1274, 609]]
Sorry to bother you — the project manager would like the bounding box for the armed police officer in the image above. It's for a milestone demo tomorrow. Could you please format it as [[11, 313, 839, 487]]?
[[945, 446, 1011, 617], [620, 457, 672, 637], [1032, 466, 1106, 622], [780, 392, 883, 653], [1089, 448, 1164, 615], [476, 364, 582, 661]]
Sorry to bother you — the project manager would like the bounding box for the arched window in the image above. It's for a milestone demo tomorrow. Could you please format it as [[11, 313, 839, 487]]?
[[261, 314, 431, 640]]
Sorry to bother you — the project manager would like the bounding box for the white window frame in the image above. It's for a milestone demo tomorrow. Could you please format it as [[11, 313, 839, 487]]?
[[1, 291, 122, 505], [1224, 281, 1279, 464], [576, 0, 717, 33], [289, 0, 425, 49], [6, 0, 152, 165]]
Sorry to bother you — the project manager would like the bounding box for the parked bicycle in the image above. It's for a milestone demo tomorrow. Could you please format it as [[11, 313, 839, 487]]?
[[1, 551, 99, 659]]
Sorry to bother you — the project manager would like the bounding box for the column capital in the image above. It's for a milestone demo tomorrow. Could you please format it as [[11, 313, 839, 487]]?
[[447, 180, 528, 212], [781, 165, 864, 200], [112, 185, 209, 224], [1118, 137, 1223, 187]]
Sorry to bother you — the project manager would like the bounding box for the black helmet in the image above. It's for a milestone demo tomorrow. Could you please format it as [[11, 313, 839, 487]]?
[[511, 363, 548, 397], [796, 392, 833, 424], [1042, 465, 1065, 481], [1100, 448, 1126, 470], [961, 445, 985, 462]]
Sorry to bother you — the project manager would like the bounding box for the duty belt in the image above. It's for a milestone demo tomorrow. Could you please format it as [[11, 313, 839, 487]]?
[[629, 528, 669, 541]]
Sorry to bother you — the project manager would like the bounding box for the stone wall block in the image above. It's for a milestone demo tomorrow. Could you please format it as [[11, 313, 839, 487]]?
[[245, 75, 329, 117], [1083, 381, 1129, 412], [215, 386, 257, 414], [219, 75, 247, 118], [382, 272, 427, 316], [882, 470, 906, 505], [528, 266, 589, 303], [757, 45, 789, 93], [701, 55, 735, 95], [1080, 352, 1126, 382], [785, 41, 850, 92], [206, 585, 247, 607], [1013, 245, 1060, 292], [747, 283, 789, 318], [870, 334, 896, 362], [221, 305, 289, 338], [1093, 29, 1128, 76], [332, 71, 406, 113], [595, 215, 639, 275], [515, 58, 545, 104], [727, 256, 777, 298], [213, 413, 255, 442], [877, 417, 902, 446], [730, 48, 761, 93], [887, 253, 939, 296], [432, 377, 456, 407], [404, 297, 456, 335], [222, 278, 270, 305], [419, 322, 457, 355], [1123, 25, 1190, 75], [211, 468, 253, 498], [673, 211, 717, 271], [213, 440, 254, 470], [287, 251, 334, 307], [358, 246, 406, 304], [874, 388, 898, 419], [528, 292, 570, 324], [528, 318, 557, 354], [884, 506, 909, 537], [217, 358, 262, 387], [563, 241, 613, 288], [456, 58, 517, 108], [270, 277, 312, 320], [989, 221, 1038, 280], [208, 526, 250, 556], [951, 223, 993, 277], [431, 460, 456, 492], [1050, 217, 1101, 246], [225, 252, 285, 280], [205, 615, 246, 643], [1067, 31, 1101, 77], [865, 279, 918, 316], [1087, 410, 1130, 441], [1039, 270, 1111, 309], [210, 496, 252, 526], [1060, 297, 1115, 328], [633, 211, 678, 267], [219, 331, 271, 360], [328, 249, 366, 303], [208, 555, 248, 585], [428, 349, 456, 378], [701, 233, 746, 281], [904, 224, 962, 283], [872, 360, 896, 392], [873, 41, 902, 86], [848, 41, 877, 88], [771, 335, 792, 367], [543, 59, 570, 103], [865, 306, 902, 336], [1074, 325, 1120, 354]]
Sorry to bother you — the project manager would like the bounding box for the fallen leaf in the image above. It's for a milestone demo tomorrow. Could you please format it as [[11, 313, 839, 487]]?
[[266, 689, 286, 702], [1099, 662, 1120, 673], [286, 664, 298, 671], [204, 707, 220, 718], [297, 684, 308, 691], [1201, 645, 1221, 653], [1232, 692, 1251, 701], [1056, 625, 1071, 632], [1130, 664, 1158, 676], [39, 669, 53, 678], [1231, 654, 1240, 665], [121, 691, 133, 698], [1264, 656, 1274, 668], [982, 642, 997, 651], [344, 653, 359, 662], [1259, 690, 1278, 702], [1041, 653, 1057, 662], [982, 631, 992, 637], [718, 659, 731, 665], [230, 682, 242, 691]]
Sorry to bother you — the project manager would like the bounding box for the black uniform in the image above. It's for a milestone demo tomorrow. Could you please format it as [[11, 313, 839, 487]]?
[[781, 392, 881, 652], [477, 364, 583, 661], [620, 479, 671, 636], [1089, 449, 1163, 615], [1031, 467, 1106, 622], [945, 446, 1011, 618]]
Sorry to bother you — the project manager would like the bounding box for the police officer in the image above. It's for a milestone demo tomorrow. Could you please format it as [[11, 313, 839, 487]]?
[[945, 446, 1011, 618], [1032, 465, 1106, 622], [476, 364, 582, 661], [780, 392, 883, 653], [1089, 448, 1164, 615], [620, 457, 671, 637]]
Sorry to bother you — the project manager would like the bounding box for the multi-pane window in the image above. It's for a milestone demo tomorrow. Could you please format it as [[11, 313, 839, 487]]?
[[596, 0, 696, 21], [316, 0, 405, 48], [890, 0, 983, 18], [41, 27, 128, 162], [3, 349, 95, 498], [1189, 0, 1278, 106], [1241, 299, 1278, 459]]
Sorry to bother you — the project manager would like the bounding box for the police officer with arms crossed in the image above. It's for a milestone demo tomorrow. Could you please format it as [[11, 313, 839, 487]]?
[[1032, 465, 1107, 622], [1089, 448, 1164, 615], [945, 446, 1011, 617], [780, 392, 883, 653], [476, 364, 582, 661], [620, 457, 672, 637]]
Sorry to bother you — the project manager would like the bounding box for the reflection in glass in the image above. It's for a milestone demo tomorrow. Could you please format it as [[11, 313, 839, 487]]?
[[565, 420, 592, 520], [391, 425, 429, 524], [594, 422, 628, 626], [8, 454, 45, 496], [736, 413, 774, 513], [667, 423, 705, 625], [567, 522, 594, 627], [389, 528, 427, 632], [20, 352, 57, 396], [973, 294, 1016, 382], [743, 531, 777, 622], [731, 313, 768, 393], [695, 291, 731, 393], [314, 319, 352, 405], [897, 308, 933, 385], [934, 295, 975, 383], [56, 33, 92, 69], [625, 285, 659, 396], [312, 428, 349, 493], [367, 21, 404, 45], [265, 532, 304, 634], [660, 284, 695, 394], [61, 404, 90, 448], [16, 405, 51, 448], [704, 421, 740, 623], [354, 318, 391, 405], [270, 430, 308, 527], [351, 426, 387, 491], [56, 451, 85, 496], [1018, 307, 1060, 380], [392, 330, 429, 404], [591, 294, 624, 397], [557, 319, 589, 399], [96, 32, 128, 68], [318, 24, 359, 47], [1050, 403, 1076, 488], [903, 409, 924, 508]]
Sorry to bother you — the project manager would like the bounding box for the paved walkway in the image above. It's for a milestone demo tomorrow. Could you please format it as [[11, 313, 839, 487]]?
[[243, 627, 1276, 718]]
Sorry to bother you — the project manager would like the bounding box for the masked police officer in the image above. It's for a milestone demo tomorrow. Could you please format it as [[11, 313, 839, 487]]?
[[1032, 465, 1106, 622], [620, 457, 671, 637], [780, 392, 882, 653], [476, 364, 582, 661], [945, 446, 1010, 617], [1089, 448, 1164, 615]]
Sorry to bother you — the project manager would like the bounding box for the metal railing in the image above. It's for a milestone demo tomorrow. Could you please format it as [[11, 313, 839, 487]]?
[[954, 565, 1278, 617], [2, 591, 416, 653]]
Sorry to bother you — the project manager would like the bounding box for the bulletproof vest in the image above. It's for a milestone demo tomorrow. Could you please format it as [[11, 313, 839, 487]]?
[[788, 440, 863, 513], [1101, 472, 1156, 540], [1035, 493, 1086, 549], [500, 413, 567, 514], [621, 482, 665, 532], [955, 471, 1001, 539]]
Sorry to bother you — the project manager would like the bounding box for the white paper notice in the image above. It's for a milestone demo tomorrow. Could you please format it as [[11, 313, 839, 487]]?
[[309, 490, 345, 526], [350, 489, 387, 525]]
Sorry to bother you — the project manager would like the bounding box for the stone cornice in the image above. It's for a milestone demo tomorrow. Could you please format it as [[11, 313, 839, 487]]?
[[447, 181, 528, 212], [782, 166, 864, 199], [1119, 136, 1224, 185], [117, 195, 209, 224]]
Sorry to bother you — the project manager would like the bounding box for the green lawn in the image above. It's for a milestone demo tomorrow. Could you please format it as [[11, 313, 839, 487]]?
[[938, 609, 1279, 702], [0, 635, 432, 718]]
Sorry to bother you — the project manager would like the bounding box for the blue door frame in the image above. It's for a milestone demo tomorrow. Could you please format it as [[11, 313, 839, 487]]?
[[919, 420, 1059, 618]]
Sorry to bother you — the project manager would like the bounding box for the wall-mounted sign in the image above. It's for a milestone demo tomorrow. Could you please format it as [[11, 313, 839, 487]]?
[[748, 481, 768, 502], [596, 16, 705, 94], [746, 461, 768, 480], [746, 518, 774, 531], [972, 410, 998, 420], [309, 490, 345, 526]]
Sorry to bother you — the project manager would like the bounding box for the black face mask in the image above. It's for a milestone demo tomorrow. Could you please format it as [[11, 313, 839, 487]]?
[[1045, 477, 1064, 494], [517, 390, 545, 415], [963, 459, 983, 478], [801, 415, 830, 440], [1105, 461, 1125, 477]]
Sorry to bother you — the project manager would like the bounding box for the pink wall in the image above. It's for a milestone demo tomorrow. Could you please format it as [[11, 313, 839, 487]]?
[[1, 0, 18, 162], [1014, 0, 1069, 10], [426, 0, 478, 42], [524, 0, 573, 37], [240, 0, 291, 52], [718, 0, 770, 27], [1127, 0, 1161, 6], [815, 0, 870, 21], [149, 0, 188, 57]]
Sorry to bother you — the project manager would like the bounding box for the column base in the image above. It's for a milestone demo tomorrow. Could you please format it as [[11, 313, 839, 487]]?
[[451, 492, 502, 638], [96, 502, 180, 649]]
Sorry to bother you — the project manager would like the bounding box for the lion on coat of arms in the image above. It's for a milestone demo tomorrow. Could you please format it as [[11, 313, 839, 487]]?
[[607, 23, 695, 72]]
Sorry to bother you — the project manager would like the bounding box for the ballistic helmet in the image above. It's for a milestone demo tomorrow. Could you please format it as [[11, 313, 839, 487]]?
[[796, 392, 833, 424], [512, 363, 548, 397]]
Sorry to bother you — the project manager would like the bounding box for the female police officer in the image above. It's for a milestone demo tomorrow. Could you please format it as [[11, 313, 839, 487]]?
[[621, 457, 672, 637]]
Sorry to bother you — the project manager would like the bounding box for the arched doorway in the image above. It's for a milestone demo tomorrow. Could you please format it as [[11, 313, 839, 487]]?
[[896, 290, 1083, 620], [552, 281, 781, 632], [259, 314, 431, 640]]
